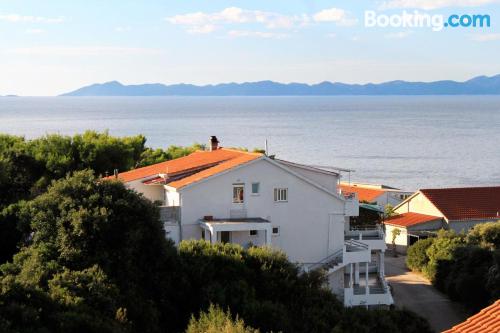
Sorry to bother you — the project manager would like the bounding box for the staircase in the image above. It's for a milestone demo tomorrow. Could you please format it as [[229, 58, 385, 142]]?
[[305, 239, 370, 274]]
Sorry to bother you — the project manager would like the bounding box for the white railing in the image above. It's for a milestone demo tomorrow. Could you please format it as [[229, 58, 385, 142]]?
[[304, 248, 344, 272]]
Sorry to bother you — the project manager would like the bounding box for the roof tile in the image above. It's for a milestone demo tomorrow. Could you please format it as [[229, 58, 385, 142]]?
[[443, 299, 500, 333], [421, 187, 500, 221], [339, 184, 386, 203], [383, 212, 442, 228], [109, 148, 262, 188]]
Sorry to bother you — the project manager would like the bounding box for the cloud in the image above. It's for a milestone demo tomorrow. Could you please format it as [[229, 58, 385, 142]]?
[[384, 31, 413, 39], [227, 30, 289, 39], [187, 24, 217, 34], [25, 28, 45, 34], [379, 0, 500, 10], [166, 7, 309, 33], [4, 46, 162, 56], [469, 33, 500, 41], [312, 8, 358, 26], [0, 13, 65, 23]]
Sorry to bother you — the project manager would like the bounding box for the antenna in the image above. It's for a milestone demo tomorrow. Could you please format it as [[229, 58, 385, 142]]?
[[265, 139, 269, 156]]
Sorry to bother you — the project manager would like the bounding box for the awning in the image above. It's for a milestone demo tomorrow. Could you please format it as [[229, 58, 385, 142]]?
[[359, 203, 384, 213]]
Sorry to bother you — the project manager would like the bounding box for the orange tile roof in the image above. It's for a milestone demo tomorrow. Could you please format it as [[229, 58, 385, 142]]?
[[421, 186, 500, 221], [110, 148, 262, 188], [443, 299, 500, 333], [339, 184, 386, 203], [383, 212, 442, 228]]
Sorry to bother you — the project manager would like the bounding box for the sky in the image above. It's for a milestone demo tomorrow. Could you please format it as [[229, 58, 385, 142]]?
[[1, 0, 500, 96]]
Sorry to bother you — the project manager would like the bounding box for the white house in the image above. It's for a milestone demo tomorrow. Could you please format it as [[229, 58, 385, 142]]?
[[384, 186, 500, 252], [112, 136, 393, 307]]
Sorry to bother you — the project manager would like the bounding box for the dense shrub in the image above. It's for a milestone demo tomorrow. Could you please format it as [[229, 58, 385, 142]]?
[[0, 171, 182, 332], [435, 246, 494, 311], [186, 305, 259, 333], [466, 222, 500, 250], [406, 225, 500, 313], [424, 232, 465, 280], [0, 132, 203, 264], [406, 237, 434, 272]]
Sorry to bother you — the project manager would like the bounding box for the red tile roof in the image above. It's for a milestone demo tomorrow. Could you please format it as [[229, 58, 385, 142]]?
[[420, 187, 500, 221], [383, 212, 442, 228], [443, 299, 500, 333], [110, 148, 262, 189], [339, 184, 386, 203]]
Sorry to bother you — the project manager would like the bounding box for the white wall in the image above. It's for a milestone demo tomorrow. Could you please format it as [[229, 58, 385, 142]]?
[[178, 158, 346, 264], [395, 192, 444, 217], [165, 189, 180, 207], [126, 179, 164, 203], [384, 224, 409, 253]]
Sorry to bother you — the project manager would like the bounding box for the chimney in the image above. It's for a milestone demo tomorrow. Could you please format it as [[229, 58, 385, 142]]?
[[209, 136, 219, 151]]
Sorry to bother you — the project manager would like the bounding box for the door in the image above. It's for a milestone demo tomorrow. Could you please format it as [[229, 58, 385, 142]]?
[[220, 231, 231, 244]]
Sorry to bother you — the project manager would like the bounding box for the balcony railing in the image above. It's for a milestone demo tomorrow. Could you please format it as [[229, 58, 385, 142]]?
[[159, 206, 179, 222]]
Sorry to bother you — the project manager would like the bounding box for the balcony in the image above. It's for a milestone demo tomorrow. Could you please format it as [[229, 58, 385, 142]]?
[[345, 225, 386, 251], [159, 206, 179, 223], [344, 272, 393, 307]]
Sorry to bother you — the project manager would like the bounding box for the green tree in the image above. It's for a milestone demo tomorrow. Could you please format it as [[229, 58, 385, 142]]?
[[186, 305, 259, 333], [406, 238, 435, 272], [384, 204, 396, 218], [0, 171, 182, 332], [391, 228, 401, 256], [466, 222, 500, 250]]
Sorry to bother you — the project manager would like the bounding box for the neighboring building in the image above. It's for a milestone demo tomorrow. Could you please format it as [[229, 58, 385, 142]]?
[[339, 182, 412, 209], [384, 186, 500, 252], [112, 136, 393, 307], [443, 299, 500, 333]]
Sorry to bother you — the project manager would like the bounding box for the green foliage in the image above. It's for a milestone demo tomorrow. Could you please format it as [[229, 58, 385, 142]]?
[[137, 143, 205, 168], [186, 305, 259, 333], [0, 132, 208, 265], [466, 222, 500, 250], [434, 246, 494, 311], [0, 171, 182, 332], [424, 232, 464, 280], [391, 227, 401, 255], [384, 204, 396, 217], [406, 238, 435, 272], [406, 226, 500, 312]]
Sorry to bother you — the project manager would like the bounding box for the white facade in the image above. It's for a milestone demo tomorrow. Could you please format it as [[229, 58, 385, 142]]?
[[125, 154, 393, 307]]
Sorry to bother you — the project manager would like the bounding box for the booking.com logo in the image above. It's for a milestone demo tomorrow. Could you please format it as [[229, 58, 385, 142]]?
[[365, 10, 491, 31]]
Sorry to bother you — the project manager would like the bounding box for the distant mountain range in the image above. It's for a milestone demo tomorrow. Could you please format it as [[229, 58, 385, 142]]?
[[60, 75, 500, 96]]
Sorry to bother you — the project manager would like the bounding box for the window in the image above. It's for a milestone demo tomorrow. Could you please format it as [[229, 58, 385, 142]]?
[[272, 227, 280, 236], [251, 182, 260, 195], [233, 184, 244, 203], [274, 188, 288, 202], [249, 230, 258, 236]]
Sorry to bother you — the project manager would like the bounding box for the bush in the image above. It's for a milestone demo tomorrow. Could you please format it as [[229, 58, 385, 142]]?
[[424, 231, 464, 280], [434, 246, 493, 311], [406, 238, 435, 272], [466, 222, 500, 250], [186, 305, 259, 333], [0, 171, 182, 332]]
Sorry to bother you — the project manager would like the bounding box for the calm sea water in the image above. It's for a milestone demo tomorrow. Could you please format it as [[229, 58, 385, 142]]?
[[1, 96, 499, 190]]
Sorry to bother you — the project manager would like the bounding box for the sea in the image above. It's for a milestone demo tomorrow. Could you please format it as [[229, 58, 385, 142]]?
[[1, 95, 499, 191]]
